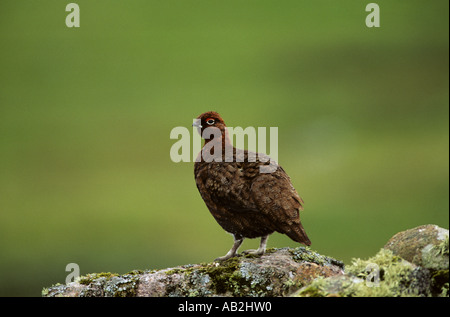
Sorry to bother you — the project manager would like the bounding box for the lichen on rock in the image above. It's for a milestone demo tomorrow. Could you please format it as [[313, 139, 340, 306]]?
[[42, 225, 449, 297], [384, 224, 449, 296], [295, 248, 432, 297], [384, 224, 449, 270], [43, 271, 143, 297], [43, 247, 344, 297], [295, 225, 449, 297], [136, 247, 344, 297]]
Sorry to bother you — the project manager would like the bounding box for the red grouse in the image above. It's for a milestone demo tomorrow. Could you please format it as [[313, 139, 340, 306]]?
[[193, 111, 311, 261]]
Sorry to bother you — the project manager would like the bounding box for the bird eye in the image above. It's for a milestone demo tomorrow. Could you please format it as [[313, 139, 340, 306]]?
[[206, 118, 215, 125]]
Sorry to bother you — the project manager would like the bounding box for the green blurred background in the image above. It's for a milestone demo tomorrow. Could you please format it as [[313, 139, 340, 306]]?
[[0, 0, 448, 296]]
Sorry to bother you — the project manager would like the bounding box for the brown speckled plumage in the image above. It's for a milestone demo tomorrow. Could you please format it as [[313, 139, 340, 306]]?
[[193, 111, 311, 261]]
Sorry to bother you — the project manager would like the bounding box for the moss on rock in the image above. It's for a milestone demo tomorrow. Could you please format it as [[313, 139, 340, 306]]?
[[295, 225, 449, 297], [43, 247, 344, 297], [42, 225, 448, 297], [295, 249, 431, 297], [384, 224, 449, 296], [384, 224, 449, 270]]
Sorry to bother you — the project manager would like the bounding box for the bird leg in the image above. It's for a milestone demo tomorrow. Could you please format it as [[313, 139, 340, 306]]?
[[243, 235, 269, 256], [214, 237, 243, 262]]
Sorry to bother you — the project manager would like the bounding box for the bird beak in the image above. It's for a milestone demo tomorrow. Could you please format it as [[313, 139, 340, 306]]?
[[192, 119, 202, 128]]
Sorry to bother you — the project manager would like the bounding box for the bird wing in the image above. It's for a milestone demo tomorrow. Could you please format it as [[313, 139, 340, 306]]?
[[249, 163, 310, 245], [250, 165, 303, 219]]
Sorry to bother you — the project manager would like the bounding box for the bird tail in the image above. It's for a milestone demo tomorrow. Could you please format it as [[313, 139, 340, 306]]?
[[285, 223, 311, 246]]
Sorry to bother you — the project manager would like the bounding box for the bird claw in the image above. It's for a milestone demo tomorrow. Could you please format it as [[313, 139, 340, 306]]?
[[242, 249, 265, 256], [214, 254, 236, 262]]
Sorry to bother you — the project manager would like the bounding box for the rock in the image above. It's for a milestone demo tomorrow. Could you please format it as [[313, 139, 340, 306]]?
[[383, 224, 449, 270], [383, 224, 449, 296], [42, 247, 344, 297], [42, 225, 449, 297], [294, 224, 449, 297], [294, 248, 432, 297]]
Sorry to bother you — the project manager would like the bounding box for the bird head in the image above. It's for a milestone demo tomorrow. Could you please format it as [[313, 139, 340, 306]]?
[[193, 111, 227, 138]]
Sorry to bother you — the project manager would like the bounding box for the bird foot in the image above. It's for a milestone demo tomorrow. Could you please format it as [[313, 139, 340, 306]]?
[[242, 249, 265, 256], [214, 238, 244, 262], [214, 254, 237, 262]]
